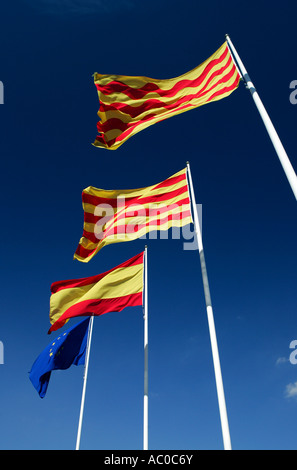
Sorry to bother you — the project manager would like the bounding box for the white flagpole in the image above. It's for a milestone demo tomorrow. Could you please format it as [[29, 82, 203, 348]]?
[[226, 34, 297, 201], [75, 315, 94, 450], [186, 162, 232, 451], [143, 246, 149, 450]]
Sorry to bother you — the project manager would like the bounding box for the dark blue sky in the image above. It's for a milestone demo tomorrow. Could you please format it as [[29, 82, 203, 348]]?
[[0, 0, 297, 450]]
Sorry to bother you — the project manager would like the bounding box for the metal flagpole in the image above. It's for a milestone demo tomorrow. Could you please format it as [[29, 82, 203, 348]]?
[[226, 34, 297, 201], [186, 162, 232, 451], [75, 315, 94, 450], [143, 246, 149, 450]]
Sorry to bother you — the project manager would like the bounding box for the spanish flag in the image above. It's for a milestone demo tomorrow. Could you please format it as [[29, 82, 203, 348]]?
[[93, 42, 240, 150], [74, 168, 192, 263], [48, 252, 144, 333]]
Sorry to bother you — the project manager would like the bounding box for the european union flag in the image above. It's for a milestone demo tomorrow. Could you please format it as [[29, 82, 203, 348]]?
[[29, 318, 90, 398]]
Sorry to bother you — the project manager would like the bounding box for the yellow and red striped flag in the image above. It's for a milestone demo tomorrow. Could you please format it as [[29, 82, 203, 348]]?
[[93, 41, 240, 150], [49, 252, 144, 333], [74, 168, 192, 263]]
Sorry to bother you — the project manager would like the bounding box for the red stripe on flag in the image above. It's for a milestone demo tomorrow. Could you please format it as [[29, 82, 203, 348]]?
[[82, 183, 189, 210], [52, 252, 143, 293], [48, 293, 143, 333], [74, 243, 98, 260], [83, 196, 191, 226]]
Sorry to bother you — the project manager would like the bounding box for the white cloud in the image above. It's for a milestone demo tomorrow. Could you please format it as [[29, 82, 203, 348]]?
[[276, 357, 289, 366], [285, 382, 297, 399]]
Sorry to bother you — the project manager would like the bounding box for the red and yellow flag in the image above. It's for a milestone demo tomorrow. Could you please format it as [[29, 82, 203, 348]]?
[[93, 42, 240, 150], [49, 252, 144, 333], [74, 168, 192, 263]]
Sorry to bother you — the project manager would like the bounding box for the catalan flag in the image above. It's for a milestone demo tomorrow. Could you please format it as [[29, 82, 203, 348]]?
[[49, 252, 144, 333], [74, 168, 192, 263], [93, 42, 241, 150]]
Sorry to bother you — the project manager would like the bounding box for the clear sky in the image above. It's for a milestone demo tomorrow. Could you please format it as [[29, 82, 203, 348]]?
[[0, 0, 297, 450]]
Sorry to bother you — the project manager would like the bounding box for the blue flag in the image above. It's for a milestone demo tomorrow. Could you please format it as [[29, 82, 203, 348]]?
[[29, 318, 90, 398]]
